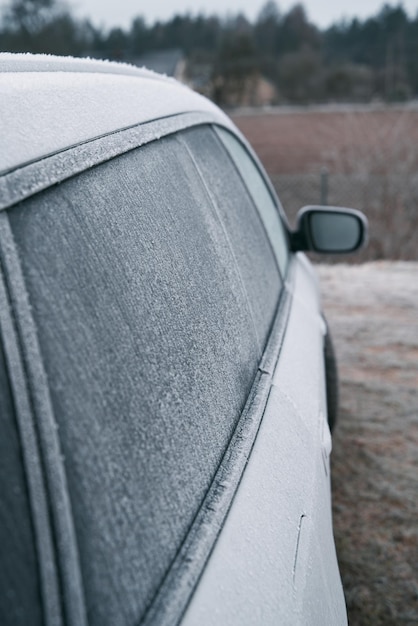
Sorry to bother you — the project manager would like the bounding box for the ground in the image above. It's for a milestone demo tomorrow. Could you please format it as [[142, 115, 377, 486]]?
[[317, 262, 418, 625]]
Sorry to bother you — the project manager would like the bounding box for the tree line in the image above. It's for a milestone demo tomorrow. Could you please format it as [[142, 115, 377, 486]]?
[[1, 0, 417, 105]]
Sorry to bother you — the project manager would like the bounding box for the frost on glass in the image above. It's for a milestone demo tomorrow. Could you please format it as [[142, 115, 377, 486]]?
[[182, 126, 281, 350], [215, 126, 290, 278], [8, 134, 260, 625]]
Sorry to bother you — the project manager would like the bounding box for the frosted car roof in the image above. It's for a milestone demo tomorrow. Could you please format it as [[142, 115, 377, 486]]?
[[0, 53, 228, 174]]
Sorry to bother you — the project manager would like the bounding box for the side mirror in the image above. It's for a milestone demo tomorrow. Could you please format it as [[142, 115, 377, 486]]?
[[291, 206, 368, 254]]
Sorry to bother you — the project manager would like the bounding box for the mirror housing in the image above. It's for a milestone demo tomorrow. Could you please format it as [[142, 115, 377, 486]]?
[[291, 206, 368, 254]]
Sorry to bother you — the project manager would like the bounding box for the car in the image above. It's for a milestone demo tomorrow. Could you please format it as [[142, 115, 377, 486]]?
[[0, 53, 367, 626]]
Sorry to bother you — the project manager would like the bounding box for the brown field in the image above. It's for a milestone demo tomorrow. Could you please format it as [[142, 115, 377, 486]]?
[[318, 262, 418, 625], [231, 105, 418, 261], [231, 104, 418, 175]]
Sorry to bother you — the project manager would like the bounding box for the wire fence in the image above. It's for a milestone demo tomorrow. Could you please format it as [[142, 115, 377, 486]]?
[[271, 170, 418, 262]]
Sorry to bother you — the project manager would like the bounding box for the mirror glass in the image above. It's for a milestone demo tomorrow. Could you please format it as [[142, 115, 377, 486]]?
[[310, 212, 362, 252]]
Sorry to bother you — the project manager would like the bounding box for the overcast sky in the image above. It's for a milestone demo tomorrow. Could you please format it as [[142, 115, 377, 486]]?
[[67, 0, 418, 29], [0, 0, 416, 29]]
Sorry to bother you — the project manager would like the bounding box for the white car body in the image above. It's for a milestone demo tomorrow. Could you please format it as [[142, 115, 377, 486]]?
[[0, 54, 347, 626]]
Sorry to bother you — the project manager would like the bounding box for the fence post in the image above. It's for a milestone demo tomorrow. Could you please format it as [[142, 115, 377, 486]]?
[[320, 166, 329, 206]]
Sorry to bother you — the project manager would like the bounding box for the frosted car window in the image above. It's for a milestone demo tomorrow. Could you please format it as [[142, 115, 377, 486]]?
[[216, 126, 289, 277], [182, 126, 281, 350], [8, 134, 260, 626], [0, 340, 42, 626]]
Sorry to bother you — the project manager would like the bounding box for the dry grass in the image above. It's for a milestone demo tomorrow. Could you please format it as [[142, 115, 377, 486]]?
[[318, 262, 418, 625]]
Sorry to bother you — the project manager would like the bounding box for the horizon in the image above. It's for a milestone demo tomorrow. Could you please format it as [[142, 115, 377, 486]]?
[[73, 0, 418, 30], [1, 0, 418, 31]]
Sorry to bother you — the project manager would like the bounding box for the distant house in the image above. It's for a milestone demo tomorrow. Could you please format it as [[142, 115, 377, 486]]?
[[132, 48, 186, 82], [215, 74, 279, 108], [249, 76, 278, 107], [131, 50, 278, 108]]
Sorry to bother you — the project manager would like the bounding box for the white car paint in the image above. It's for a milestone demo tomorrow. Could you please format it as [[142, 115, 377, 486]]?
[[182, 254, 346, 625], [0, 53, 347, 625]]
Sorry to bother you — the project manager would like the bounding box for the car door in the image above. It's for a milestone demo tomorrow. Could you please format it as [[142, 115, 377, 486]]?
[[0, 116, 345, 626], [0, 119, 281, 626], [180, 127, 347, 626]]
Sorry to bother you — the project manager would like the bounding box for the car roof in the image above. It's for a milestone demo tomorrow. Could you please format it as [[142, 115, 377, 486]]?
[[0, 53, 229, 175]]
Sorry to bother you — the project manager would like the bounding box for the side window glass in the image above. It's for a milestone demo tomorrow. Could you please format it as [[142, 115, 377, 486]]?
[[181, 126, 281, 352], [215, 126, 289, 278]]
